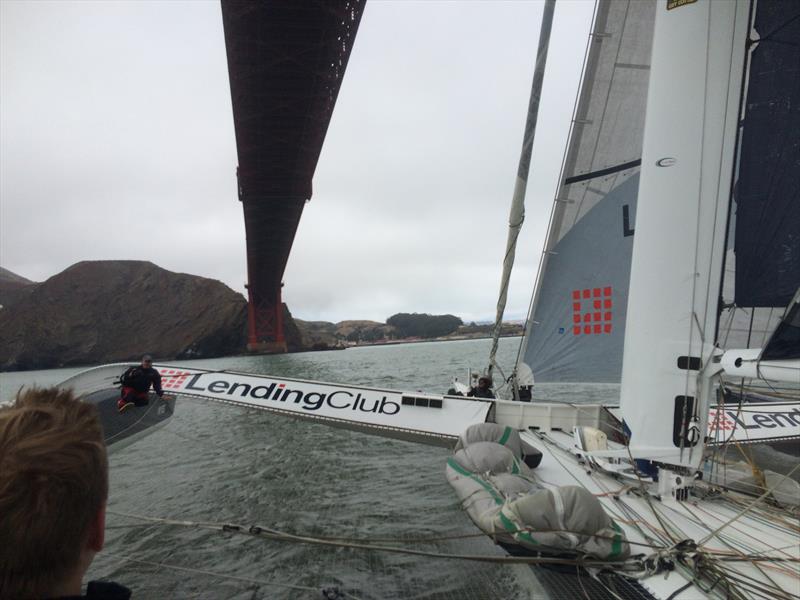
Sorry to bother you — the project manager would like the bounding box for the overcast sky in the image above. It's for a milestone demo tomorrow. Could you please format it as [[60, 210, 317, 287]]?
[[1, 0, 594, 323]]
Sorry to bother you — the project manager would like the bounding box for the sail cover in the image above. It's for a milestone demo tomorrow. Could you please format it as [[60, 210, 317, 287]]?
[[518, 0, 655, 385]]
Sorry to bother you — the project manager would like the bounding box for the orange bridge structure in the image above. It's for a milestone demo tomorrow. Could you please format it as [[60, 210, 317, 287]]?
[[221, 0, 366, 352]]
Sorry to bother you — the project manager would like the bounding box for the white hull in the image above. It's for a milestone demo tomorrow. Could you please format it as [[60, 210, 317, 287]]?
[[519, 426, 799, 599]]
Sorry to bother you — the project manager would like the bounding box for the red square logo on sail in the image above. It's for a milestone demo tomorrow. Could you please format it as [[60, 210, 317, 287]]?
[[571, 287, 613, 335]]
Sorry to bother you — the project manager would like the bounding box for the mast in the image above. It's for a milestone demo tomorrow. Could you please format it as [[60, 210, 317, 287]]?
[[619, 0, 750, 469], [487, 0, 555, 382]]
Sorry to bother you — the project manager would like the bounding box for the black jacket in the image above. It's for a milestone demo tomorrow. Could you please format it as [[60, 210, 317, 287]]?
[[467, 387, 495, 399], [52, 580, 131, 600], [121, 366, 163, 395]]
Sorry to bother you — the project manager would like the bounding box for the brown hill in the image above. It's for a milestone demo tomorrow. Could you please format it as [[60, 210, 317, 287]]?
[[0, 261, 255, 371], [0, 266, 38, 309], [336, 320, 396, 342], [294, 320, 339, 349], [293, 319, 398, 347]]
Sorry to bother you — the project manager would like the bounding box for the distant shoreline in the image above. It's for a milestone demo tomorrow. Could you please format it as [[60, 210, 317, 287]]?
[[0, 335, 524, 374], [341, 333, 523, 349]]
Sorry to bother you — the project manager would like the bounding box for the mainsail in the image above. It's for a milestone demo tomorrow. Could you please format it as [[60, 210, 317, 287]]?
[[517, 0, 655, 389], [718, 0, 800, 360]]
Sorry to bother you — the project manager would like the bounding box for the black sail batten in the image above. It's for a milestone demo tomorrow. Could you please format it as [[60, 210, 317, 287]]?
[[733, 1, 800, 309], [563, 158, 642, 186]]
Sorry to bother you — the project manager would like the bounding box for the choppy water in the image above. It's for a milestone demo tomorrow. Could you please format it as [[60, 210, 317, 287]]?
[[1, 338, 555, 599], [0, 339, 796, 600], [3, 337, 797, 599]]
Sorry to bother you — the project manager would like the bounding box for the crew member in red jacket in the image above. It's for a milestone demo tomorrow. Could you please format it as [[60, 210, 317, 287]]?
[[117, 355, 163, 413]]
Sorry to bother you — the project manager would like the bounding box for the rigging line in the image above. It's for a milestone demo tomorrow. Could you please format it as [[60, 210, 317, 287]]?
[[110, 505, 666, 551], [697, 461, 800, 547], [611, 497, 670, 549], [713, 0, 750, 349], [107, 510, 646, 570], [528, 433, 629, 518], [746, 543, 800, 559], [536, 435, 671, 549], [622, 492, 676, 548], [99, 552, 360, 599], [678, 503, 791, 590], [574, 563, 592, 600], [715, 491, 800, 533], [682, 0, 737, 463], [722, 501, 800, 538], [716, 568, 800, 600], [620, 440, 685, 545], [534, 430, 661, 540]]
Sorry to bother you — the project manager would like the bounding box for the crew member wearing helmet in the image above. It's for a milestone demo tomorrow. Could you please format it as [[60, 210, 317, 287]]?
[[468, 376, 495, 399]]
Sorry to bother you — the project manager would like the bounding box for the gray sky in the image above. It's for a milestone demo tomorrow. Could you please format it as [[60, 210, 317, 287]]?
[[1, 0, 593, 323]]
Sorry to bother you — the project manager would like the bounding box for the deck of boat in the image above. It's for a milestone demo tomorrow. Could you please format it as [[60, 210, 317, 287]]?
[[520, 429, 800, 599]]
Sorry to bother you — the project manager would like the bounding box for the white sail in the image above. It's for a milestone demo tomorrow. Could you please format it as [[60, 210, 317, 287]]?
[[620, 0, 750, 468], [517, 0, 655, 389]]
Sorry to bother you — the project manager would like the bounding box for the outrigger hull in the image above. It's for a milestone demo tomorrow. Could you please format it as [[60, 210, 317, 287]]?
[[57, 366, 176, 451]]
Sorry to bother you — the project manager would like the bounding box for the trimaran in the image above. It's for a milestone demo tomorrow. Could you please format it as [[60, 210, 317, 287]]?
[[61, 0, 799, 598]]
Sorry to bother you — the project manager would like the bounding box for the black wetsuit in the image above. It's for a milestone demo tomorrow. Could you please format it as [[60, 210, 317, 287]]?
[[120, 365, 163, 407], [121, 366, 163, 396]]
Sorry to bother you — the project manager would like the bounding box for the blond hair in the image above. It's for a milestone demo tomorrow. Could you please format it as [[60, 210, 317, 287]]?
[[0, 387, 108, 599]]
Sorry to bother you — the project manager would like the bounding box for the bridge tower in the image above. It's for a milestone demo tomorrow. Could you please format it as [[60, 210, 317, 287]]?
[[221, 0, 365, 352]]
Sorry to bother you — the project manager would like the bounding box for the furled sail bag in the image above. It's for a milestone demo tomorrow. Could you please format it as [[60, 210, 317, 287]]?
[[446, 423, 628, 559]]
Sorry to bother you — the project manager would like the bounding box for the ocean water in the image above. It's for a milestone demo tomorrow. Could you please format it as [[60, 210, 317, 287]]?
[[0, 337, 553, 600]]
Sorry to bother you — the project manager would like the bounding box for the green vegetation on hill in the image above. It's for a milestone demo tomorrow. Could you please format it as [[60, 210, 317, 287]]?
[[386, 313, 463, 338]]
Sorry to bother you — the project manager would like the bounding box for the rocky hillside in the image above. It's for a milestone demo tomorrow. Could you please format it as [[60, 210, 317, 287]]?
[[0, 266, 38, 309], [0, 261, 258, 371]]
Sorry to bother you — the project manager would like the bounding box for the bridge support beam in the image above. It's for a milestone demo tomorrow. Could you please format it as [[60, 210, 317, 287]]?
[[222, 1, 366, 354], [241, 196, 305, 353]]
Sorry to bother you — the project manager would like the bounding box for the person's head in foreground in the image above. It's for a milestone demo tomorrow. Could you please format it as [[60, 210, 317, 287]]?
[[141, 354, 153, 368], [0, 387, 116, 599]]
